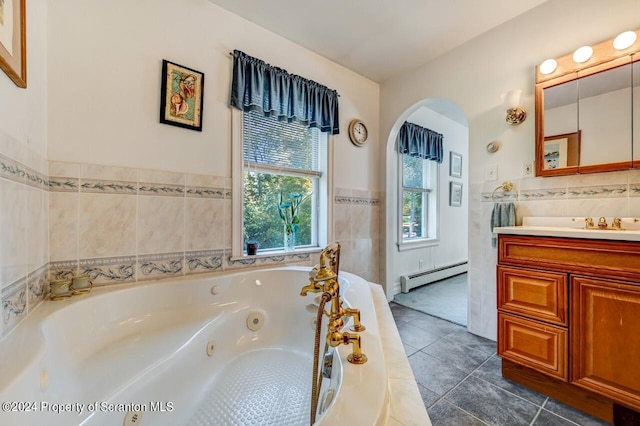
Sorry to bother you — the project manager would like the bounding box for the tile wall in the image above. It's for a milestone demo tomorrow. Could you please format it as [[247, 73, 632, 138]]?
[[1, 155, 383, 338], [0, 136, 49, 338], [334, 188, 382, 283], [48, 162, 317, 286], [469, 169, 640, 338]]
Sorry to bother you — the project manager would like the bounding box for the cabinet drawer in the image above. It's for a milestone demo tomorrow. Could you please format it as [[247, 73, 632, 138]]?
[[498, 235, 640, 282], [498, 312, 568, 381], [498, 266, 568, 326]]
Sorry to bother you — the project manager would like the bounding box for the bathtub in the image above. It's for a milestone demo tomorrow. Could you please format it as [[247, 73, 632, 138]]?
[[0, 267, 388, 425]]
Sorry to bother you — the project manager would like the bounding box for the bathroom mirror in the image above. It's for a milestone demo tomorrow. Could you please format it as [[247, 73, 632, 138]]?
[[577, 62, 632, 172], [540, 78, 579, 173], [535, 29, 640, 177]]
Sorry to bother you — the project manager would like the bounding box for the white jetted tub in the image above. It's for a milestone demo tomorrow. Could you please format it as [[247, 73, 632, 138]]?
[[0, 267, 388, 425]]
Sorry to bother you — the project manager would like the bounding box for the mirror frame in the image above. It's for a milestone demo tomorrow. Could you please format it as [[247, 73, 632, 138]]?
[[535, 29, 640, 177]]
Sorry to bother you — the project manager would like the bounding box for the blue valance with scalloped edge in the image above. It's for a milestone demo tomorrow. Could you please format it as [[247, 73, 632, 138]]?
[[398, 121, 443, 163], [230, 50, 340, 135]]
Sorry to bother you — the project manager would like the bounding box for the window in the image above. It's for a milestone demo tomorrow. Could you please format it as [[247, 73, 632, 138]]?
[[399, 153, 438, 247], [242, 109, 327, 252]]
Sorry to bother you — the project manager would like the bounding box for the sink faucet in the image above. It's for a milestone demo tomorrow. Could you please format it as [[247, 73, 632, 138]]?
[[598, 217, 608, 228]]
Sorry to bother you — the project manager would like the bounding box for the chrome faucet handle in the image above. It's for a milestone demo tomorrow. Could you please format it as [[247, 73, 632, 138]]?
[[612, 218, 623, 229], [597, 217, 608, 228]]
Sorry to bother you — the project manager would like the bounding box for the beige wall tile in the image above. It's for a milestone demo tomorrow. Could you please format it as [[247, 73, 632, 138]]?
[[49, 192, 78, 261], [81, 164, 137, 181], [79, 193, 136, 258], [0, 180, 27, 288], [185, 198, 226, 251], [137, 196, 185, 254], [139, 169, 185, 186]]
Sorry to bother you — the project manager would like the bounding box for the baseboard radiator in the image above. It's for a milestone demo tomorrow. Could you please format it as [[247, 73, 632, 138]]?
[[400, 261, 468, 293]]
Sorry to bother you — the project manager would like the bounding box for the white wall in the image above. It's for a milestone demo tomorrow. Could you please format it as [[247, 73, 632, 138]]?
[[380, 0, 640, 339], [389, 105, 468, 293], [0, 0, 47, 158], [46, 0, 380, 193]]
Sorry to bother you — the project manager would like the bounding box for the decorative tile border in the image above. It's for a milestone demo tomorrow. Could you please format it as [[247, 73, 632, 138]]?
[[0, 153, 26, 184], [630, 184, 640, 197], [79, 256, 136, 286], [81, 178, 137, 195], [138, 182, 184, 197], [49, 260, 79, 280], [138, 252, 184, 281], [568, 184, 627, 199], [335, 196, 380, 206], [28, 264, 49, 310], [49, 177, 79, 192], [186, 186, 230, 199], [186, 250, 225, 274], [2, 277, 27, 337], [24, 167, 49, 191], [226, 251, 312, 270]]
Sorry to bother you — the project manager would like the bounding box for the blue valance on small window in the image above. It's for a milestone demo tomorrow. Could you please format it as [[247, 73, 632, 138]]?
[[398, 121, 443, 163], [230, 50, 340, 135]]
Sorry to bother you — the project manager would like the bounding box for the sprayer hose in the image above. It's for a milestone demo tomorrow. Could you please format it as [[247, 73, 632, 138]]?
[[310, 293, 331, 425]]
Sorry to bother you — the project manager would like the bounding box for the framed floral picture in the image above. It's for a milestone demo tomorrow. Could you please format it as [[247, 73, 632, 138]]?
[[0, 0, 26, 88], [159, 60, 204, 131], [449, 151, 462, 178], [449, 181, 463, 207]]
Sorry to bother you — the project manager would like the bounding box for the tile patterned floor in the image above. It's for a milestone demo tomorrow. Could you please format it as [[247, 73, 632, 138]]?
[[390, 302, 612, 426]]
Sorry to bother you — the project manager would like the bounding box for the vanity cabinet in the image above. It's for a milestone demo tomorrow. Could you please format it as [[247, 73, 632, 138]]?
[[497, 234, 640, 423]]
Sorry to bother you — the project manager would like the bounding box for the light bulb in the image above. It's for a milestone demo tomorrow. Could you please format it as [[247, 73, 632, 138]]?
[[613, 31, 637, 50], [539, 59, 557, 75], [573, 46, 593, 63]]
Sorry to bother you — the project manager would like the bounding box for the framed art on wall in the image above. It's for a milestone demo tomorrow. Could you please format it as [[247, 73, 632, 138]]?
[[0, 0, 26, 88], [159, 60, 204, 131], [449, 151, 462, 178], [449, 181, 463, 207]]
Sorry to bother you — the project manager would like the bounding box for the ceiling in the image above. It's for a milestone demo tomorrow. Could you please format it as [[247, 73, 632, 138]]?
[[208, 0, 548, 82]]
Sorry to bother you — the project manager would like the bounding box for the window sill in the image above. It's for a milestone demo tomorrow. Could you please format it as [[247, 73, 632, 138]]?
[[229, 246, 322, 262], [397, 238, 439, 252]]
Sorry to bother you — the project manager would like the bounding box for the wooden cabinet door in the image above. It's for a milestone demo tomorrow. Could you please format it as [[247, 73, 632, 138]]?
[[571, 276, 640, 411], [498, 266, 568, 325], [498, 312, 568, 381]]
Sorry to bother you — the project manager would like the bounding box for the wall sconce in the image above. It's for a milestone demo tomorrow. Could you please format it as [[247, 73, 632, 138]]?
[[505, 89, 526, 126]]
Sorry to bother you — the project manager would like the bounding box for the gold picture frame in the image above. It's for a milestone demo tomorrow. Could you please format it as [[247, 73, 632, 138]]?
[[0, 0, 26, 88]]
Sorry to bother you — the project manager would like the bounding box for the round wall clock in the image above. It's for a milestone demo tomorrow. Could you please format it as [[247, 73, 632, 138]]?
[[348, 119, 368, 146]]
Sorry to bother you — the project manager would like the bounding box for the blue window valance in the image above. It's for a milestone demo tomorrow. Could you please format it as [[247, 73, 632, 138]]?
[[398, 121, 443, 163], [230, 50, 340, 135]]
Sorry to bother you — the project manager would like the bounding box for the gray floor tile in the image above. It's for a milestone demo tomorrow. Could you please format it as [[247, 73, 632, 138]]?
[[471, 355, 547, 406], [389, 302, 428, 323], [403, 342, 419, 356], [396, 322, 441, 350], [408, 351, 469, 395], [544, 398, 611, 426], [445, 375, 540, 426], [428, 400, 487, 426], [392, 273, 468, 326], [442, 328, 497, 355], [421, 337, 492, 373], [417, 383, 440, 408], [411, 313, 462, 337], [533, 409, 580, 425]]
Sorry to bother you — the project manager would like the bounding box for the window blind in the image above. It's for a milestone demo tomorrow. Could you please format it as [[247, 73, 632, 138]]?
[[243, 109, 321, 176]]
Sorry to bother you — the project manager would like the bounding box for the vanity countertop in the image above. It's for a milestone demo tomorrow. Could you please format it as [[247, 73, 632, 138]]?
[[495, 225, 640, 242]]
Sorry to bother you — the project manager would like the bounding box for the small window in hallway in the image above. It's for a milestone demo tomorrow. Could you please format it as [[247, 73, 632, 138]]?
[[401, 153, 435, 242]]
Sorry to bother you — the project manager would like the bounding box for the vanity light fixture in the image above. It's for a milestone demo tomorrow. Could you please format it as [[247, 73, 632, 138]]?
[[539, 59, 557, 75], [505, 89, 526, 126], [613, 30, 637, 50], [572, 45, 593, 63]]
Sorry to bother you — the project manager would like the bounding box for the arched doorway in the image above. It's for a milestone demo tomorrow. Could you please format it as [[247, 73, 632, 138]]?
[[384, 98, 470, 325]]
